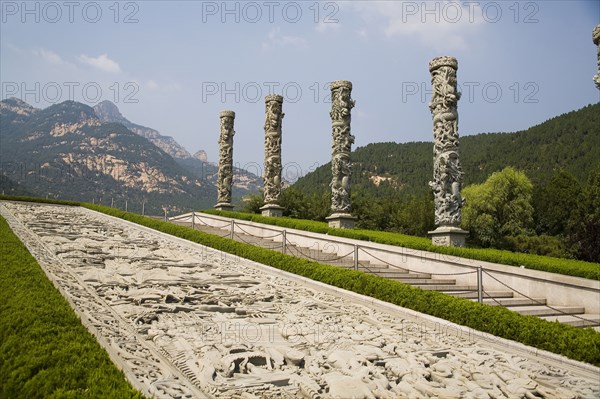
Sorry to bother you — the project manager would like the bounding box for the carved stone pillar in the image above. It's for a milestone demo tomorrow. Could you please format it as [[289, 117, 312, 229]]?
[[427, 57, 468, 246], [326, 80, 356, 229], [214, 110, 235, 212], [594, 25, 600, 90], [260, 94, 284, 217]]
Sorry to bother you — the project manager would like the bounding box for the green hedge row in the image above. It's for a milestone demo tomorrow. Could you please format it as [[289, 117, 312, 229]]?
[[0, 215, 143, 399], [85, 204, 600, 366], [203, 209, 600, 280], [0, 195, 81, 207]]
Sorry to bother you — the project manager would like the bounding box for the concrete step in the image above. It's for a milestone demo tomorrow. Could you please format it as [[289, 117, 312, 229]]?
[[373, 271, 431, 279], [391, 278, 457, 285], [373, 271, 432, 284], [511, 306, 586, 317], [415, 285, 477, 292], [477, 297, 547, 307], [447, 291, 514, 299], [540, 314, 600, 328]]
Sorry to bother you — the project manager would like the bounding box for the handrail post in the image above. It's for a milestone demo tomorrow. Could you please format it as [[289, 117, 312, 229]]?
[[191, 211, 195, 230], [477, 266, 483, 304], [354, 244, 359, 271], [282, 230, 287, 254], [230, 220, 235, 240]]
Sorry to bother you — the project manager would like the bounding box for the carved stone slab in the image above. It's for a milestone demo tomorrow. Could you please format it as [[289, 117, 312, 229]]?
[[1, 201, 598, 398]]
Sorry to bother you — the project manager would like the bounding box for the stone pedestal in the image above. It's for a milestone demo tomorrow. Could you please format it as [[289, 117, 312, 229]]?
[[326, 213, 356, 229], [214, 203, 234, 212], [260, 204, 284, 218], [428, 226, 469, 247]]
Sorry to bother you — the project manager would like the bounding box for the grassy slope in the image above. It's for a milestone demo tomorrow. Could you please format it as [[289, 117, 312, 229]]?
[[0, 215, 143, 399]]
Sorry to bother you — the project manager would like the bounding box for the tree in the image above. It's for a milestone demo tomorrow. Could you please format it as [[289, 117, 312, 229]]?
[[241, 192, 263, 214], [568, 167, 600, 262], [462, 167, 534, 247], [534, 170, 581, 236]]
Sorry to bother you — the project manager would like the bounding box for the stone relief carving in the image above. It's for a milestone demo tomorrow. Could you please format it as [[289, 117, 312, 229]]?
[[217, 110, 235, 205], [428, 56, 465, 227], [263, 95, 284, 205], [1, 201, 598, 399], [594, 25, 600, 89], [329, 80, 355, 214]]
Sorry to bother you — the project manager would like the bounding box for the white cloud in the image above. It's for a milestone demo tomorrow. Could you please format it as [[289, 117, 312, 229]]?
[[350, 1, 485, 51], [32, 48, 67, 66], [262, 27, 308, 51], [78, 53, 121, 74]]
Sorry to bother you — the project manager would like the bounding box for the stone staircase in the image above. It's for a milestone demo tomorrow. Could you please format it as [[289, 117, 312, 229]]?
[[173, 220, 600, 329]]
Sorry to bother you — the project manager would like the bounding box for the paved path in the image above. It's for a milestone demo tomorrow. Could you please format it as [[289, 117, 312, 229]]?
[[1, 201, 598, 399]]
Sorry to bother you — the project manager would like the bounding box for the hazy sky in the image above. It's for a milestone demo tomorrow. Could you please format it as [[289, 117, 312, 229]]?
[[2, 1, 599, 180]]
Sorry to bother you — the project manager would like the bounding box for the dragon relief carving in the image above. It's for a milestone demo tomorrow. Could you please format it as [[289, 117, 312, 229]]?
[[329, 81, 355, 214], [428, 57, 465, 226], [217, 110, 235, 205], [263, 95, 284, 205]]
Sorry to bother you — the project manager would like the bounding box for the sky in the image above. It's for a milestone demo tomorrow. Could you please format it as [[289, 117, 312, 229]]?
[[2, 0, 599, 181]]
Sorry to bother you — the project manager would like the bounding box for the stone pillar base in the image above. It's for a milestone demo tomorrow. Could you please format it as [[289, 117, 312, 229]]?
[[214, 203, 234, 212], [260, 204, 284, 217], [428, 226, 469, 247], [326, 213, 356, 229]]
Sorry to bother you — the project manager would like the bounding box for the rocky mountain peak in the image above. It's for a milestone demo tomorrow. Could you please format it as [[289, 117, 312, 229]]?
[[93, 100, 128, 124], [92, 100, 193, 159], [0, 97, 39, 116], [193, 150, 208, 162]]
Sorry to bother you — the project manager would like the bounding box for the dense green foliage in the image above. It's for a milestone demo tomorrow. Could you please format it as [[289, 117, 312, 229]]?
[[82, 204, 600, 366], [243, 188, 435, 236], [462, 167, 535, 247], [203, 209, 599, 280], [0, 215, 143, 399], [294, 103, 600, 196]]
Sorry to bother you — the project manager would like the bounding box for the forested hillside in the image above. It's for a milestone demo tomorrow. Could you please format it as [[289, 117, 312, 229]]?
[[293, 103, 600, 196]]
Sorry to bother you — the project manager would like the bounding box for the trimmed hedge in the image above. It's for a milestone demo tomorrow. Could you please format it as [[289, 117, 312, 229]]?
[[85, 204, 600, 366], [0, 215, 143, 399], [0, 195, 81, 207], [203, 209, 600, 280]]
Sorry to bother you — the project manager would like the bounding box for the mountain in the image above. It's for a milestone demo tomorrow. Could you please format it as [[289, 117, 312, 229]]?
[[0, 99, 216, 213], [293, 103, 600, 196], [193, 150, 208, 162], [93, 100, 262, 198], [93, 100, 192, 159]]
